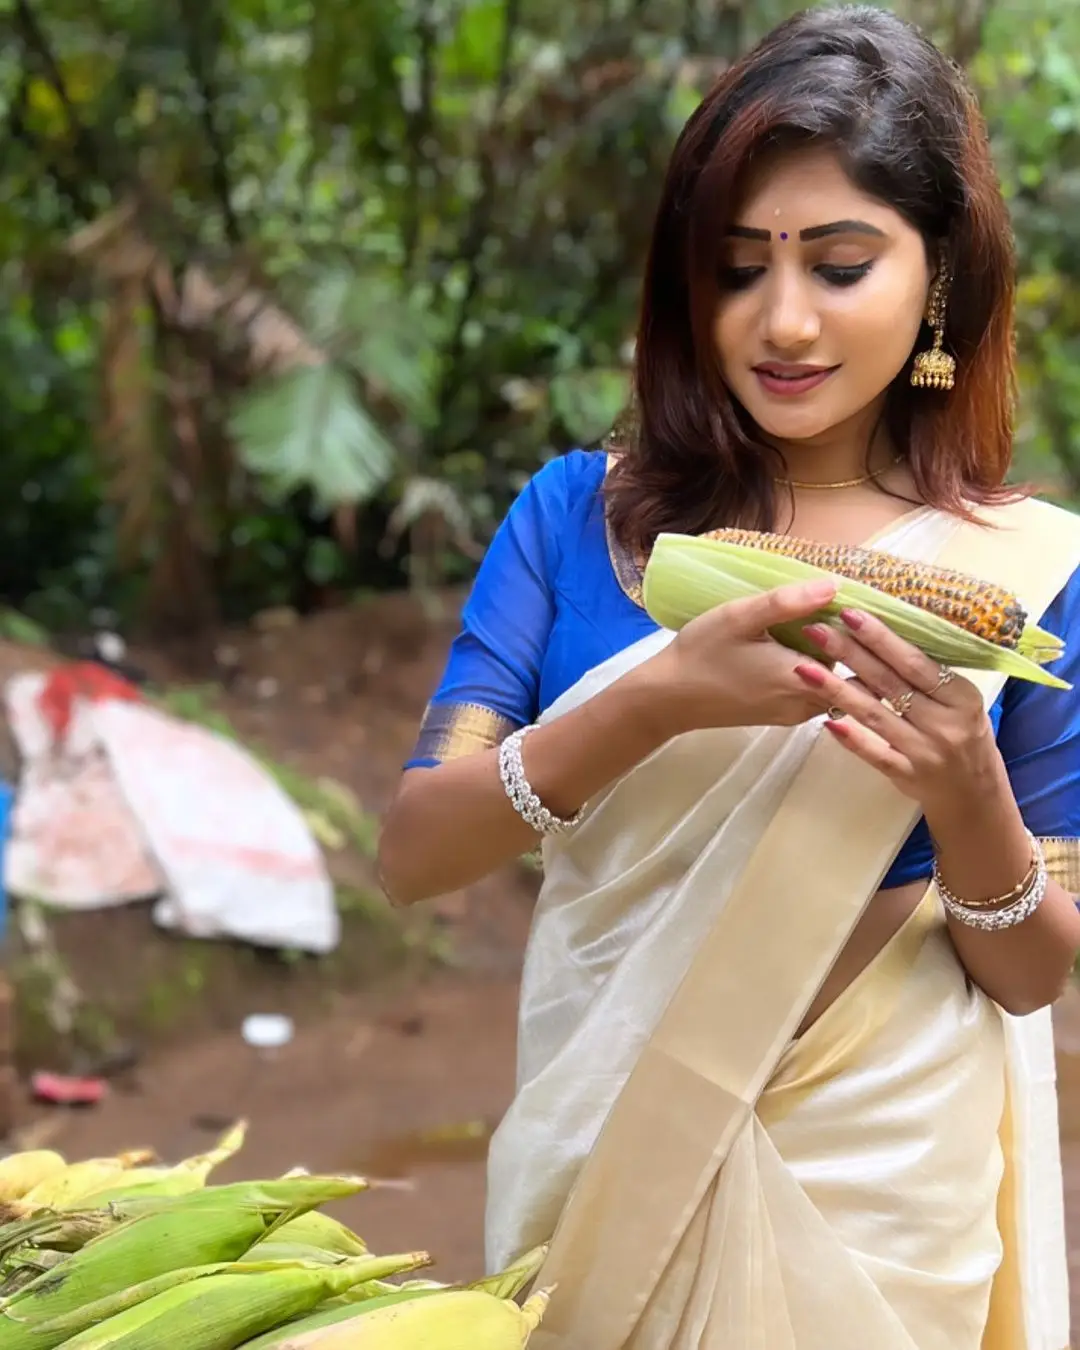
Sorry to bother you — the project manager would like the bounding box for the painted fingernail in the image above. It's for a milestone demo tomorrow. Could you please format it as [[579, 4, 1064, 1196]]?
[[805, 581, 837, 603], [802, 624, 832, 649], [840, 609, 865, 630], [794, 663, 827, 687], [824, 719, 850, 739]]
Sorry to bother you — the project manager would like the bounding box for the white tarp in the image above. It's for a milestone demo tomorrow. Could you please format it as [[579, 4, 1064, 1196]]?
[[3, 671, 340, 954]]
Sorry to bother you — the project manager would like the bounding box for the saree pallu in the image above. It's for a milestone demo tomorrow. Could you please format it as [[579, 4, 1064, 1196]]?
[[485, 499, 1080, 1350]]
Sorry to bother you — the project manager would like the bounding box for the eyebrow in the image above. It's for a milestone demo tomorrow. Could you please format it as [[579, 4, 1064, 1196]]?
[[726, 219, 887, 242]]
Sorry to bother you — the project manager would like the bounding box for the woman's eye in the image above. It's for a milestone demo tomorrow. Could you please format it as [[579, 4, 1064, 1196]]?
[[720, 266, 764, 291], [816, 262, 874, 287]]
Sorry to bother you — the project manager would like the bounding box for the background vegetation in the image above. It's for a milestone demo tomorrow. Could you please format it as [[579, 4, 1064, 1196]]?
[[0, 0, 1077, 636]]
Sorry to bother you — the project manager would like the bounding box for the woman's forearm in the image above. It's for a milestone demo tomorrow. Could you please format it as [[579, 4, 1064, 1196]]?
[[377, 661, 677, 906], [926, 771, 1080, 1015]]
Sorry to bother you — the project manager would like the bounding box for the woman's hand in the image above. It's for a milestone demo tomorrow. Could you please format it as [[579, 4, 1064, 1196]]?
[[791, 607, 1003, 815], [642, 578, 841, 735]]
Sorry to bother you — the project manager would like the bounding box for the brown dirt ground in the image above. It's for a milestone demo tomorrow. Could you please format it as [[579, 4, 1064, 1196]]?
[[2, 595, 1080, 1327]]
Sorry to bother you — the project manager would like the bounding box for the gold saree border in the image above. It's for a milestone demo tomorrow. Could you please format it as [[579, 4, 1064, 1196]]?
[[603, 453, 645, 606], [411, 700, 517, 764]]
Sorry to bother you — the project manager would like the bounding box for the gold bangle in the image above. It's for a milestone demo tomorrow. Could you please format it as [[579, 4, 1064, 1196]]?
[[932, 832, 1041, 911]]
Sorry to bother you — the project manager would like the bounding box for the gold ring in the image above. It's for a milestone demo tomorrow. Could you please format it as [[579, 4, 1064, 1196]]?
[[930, 665, 956, 694], [886, 689, 915, 718], [826, 706, 845, 721]]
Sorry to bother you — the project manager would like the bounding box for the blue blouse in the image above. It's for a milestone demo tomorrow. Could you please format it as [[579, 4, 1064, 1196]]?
[[407, 448, 1080, 889]]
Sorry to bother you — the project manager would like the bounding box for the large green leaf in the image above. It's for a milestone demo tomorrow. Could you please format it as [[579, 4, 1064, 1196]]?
[[230, 363, 397, 506], [305, 270, 442, 426]]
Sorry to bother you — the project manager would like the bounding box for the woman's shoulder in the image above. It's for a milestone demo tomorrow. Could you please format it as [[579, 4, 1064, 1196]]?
[[508, 450, 611, 558], [973, 492, 1080, 545], [523, 448, 608, 512]]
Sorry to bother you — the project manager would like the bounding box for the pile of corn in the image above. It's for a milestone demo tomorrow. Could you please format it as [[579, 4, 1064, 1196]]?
[[642, 528, 1069, 688], [0, 1125, 549, 1349]]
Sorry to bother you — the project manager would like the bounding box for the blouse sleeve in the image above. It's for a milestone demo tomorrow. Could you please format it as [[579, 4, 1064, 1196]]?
[[403, 458, 569, 769], [997, 563, 1080, 892]]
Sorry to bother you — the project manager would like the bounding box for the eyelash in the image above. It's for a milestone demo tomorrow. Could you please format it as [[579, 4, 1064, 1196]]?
[[721, 262, 874, 291]]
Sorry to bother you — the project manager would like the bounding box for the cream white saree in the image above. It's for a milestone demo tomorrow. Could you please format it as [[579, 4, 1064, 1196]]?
[[485, 498, 1080, 1350]]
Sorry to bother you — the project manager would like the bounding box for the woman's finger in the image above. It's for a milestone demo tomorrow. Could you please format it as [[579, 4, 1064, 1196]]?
[[802, 622, 941, 732], [824, 714, 916, 785], [833, 609, 978, 709], [793, 663, 923, 752], [719, 580, 838, 640]]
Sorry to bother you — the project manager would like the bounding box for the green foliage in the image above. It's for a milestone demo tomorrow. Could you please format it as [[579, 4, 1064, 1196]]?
[[0, 0, 1077, 630], [970, 2, 1080, 501]]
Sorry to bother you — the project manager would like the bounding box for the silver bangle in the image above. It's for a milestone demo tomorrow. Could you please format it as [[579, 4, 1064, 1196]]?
[[498, 726, 585, 837], [935, 833, 1049, 931]]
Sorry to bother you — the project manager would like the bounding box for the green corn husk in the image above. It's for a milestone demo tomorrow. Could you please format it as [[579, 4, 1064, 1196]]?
[[76, 1123, 249, 1208], [251, 1212, 366, 1259], [14, 1265, 234, 1346], [0, 1176, 368, 1258], [239, 1245, 551, 1349], [52, 1253, 430, 1350], [0, 1212, 257, 1339], [469, 1244, 549, 1300], [642, 532, 1070, 689], [236, 1286, 445, 1350], [238, 1244, 346, 1267], [0, 1178, 366, 1331], [0, 1252, 65, 1300], [0, 1215, 116, 1268], [100, 1175, 369, 1227]]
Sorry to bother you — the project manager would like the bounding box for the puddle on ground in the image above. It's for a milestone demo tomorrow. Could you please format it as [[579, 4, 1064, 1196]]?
[[353, 1118, 494, 1178]]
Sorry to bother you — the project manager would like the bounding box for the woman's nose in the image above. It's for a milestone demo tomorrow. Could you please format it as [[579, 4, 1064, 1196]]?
[[762, 273, 821, 352]]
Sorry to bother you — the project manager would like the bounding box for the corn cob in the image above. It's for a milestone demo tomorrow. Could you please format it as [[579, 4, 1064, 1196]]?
[[20, 1152, 156, 1212], [244, 1244, 551, 1350], [0, 1175, 366, 1256], [302, 1288, 552, 1350], [251, 1213, 366, 1259], [97, 1174, 369, 1226], [238, 1288, 445, 1350], [0, 1209, 263, 1336], [0, 1158, 65, 1205], [330, 1242, 549, 1310], [0, 1265, 232, 1350], [643, 531, 1069, 688], [238, 1243, 346, 1267], [701, 528, 1041, 650], [0, 1176, 366, 1329], [76, 1122, 248, 1207], [20, 1163, 123, 1212], [50, 1253, 430, 1350]]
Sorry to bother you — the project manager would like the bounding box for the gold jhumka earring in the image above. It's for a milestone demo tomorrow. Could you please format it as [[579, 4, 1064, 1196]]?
[[910, 257, 956, 392]]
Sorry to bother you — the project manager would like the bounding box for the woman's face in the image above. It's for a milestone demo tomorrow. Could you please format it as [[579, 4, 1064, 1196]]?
[[712, 145, 933, 446]]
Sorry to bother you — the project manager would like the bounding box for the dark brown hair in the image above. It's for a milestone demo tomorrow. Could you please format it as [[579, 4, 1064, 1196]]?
[[606, 4, 1020, 553]]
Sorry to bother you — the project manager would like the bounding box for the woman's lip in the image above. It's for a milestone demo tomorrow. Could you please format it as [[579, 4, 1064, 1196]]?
[[753, 367, 837, 397]]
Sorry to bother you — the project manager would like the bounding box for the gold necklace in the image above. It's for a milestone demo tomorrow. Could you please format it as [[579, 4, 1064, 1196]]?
[[774, 454, 904, 491]]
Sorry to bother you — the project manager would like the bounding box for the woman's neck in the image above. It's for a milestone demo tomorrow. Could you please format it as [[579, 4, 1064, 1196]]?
[[769, 402, 893, 488]]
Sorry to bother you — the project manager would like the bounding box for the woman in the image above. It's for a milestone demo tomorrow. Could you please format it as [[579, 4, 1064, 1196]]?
[[378, 7, 1080, 1348]]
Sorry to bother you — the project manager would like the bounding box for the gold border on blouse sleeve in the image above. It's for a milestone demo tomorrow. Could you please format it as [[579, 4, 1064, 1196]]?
[[1038, 836, 1080, 894], [413, 700, 519, 764]]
